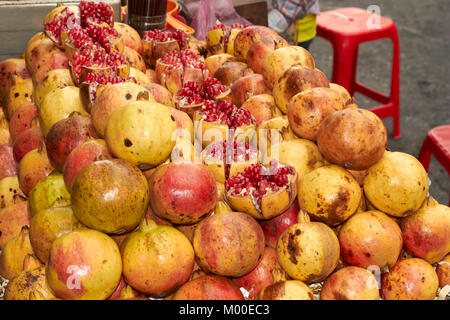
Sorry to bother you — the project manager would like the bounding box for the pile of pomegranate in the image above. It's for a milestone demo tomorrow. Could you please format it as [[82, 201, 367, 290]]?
[[0, 1, 448, 302]]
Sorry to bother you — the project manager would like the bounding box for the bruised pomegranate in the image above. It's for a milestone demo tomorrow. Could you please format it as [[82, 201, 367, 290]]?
[[232, 247, 287, 299], [202, 140, 258, 184], [287, 87, 347, 141], [142, 29, 188, 68], [320, 266, 380, 300], [172, 275, 244, 300], [225, 160, 298, 220], [273, 65, 330, 114], [298, 165, 361, 226], [259, 201, 299, 248], [258, 280, 314, 300], [339, 210, 403, 269], [46, 229, 122, 300], [148, 162, 217, 225], [45, 112, 98, 171], [63, 139, 112, 192], [233, 25, 279, 61], [277, 211, 340, 283], [381, 258, 439, 300], [122, 46, 146, 73], [317, 108, 387, 170], [230, 74, 271, 107], [401, 197, 450, 264], [12, 127, 45, 163], [0, 59, 31, 101], [2, 77, 34, 121], [155, 49, 208, 95], [71, 159, 149, 234], [3, 266, 56, 300], [0, 145, 17, 180], [17, 142, 53, 195], [8, 103, 39, 142], [193, 211, 265, 277], [121, 218, 195, 297], [0, 176, 26, 209], [194, 100, 256, 148]]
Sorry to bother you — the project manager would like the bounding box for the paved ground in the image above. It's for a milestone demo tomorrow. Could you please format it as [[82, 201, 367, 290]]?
[[302, 0, 449, 204]]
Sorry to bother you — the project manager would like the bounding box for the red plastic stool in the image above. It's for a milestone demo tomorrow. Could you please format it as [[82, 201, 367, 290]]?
[[316, 7, 401, 138], [418, 125, 450, 205]]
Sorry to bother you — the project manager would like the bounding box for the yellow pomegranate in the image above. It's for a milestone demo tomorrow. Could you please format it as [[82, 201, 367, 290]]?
[[277, 211, 340, 283], [258, 280, 315, 300], [363, 151, 429, 217], [104, 101, 177, 169], [298, 165, 362, 226], [34, 69, 74, 107]]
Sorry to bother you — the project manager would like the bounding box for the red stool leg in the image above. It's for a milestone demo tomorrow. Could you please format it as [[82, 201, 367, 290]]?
[[331, 38, 358, 92], [389, 25, 401, 139], [418, 135, 433, 172]]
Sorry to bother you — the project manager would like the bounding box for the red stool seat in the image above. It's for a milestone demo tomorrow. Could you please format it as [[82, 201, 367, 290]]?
[[418, 125, 450, 205], [316, 7, 401, 138]]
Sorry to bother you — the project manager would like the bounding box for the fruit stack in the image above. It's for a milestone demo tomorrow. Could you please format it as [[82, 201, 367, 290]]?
[[0, 1, 448, 301]]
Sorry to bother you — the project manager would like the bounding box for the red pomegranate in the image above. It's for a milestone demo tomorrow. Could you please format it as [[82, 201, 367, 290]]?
[[45, 112, 98, 171], [148, 161, 218, 225], [8, 103, 40, 142], [230, 74, 271, 107], [12, 127, 45, 163], [246, 34, 289, 74], [62, 139, 112, 192], [172, 275, 244, 300]]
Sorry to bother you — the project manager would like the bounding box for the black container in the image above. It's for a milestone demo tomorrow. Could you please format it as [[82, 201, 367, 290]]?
[[126, 0, 168, 37]]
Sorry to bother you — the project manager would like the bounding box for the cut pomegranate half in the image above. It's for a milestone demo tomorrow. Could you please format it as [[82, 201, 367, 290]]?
[[202, 140, 259, 183], [224, 160, 298, 220], [142, 29, 188, 68], [79, 0, 114, 28], [44, 7, 80, 47]]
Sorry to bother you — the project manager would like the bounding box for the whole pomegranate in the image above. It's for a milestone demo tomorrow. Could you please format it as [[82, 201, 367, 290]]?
[[62, 139, 112, 192], [0, 145, 17, 180], [3, 266, 56, 300], [172, 275, 244, 300], [71, 159, 149, 234], [436, 254, 450, 288], [204, 54, 237, 77], [12, 127, 45, 163], [8, 103, 40, 142], [317, 108, 387, 170], [0, 58, 31, 101], [121, 218, 194, 297], [233, 25, 279, 61], [104, 101, 177, 169], [401, 197, 450, 264], [277, 211, 340, 283], [45, 112, 98, 171], [148, 161, 218, 225], [363, 151, 429, 217], [246, 34, 289, 74], [0, 199, 30, 249], [17, 143, 54, 195], [0, 176, 25, 209], [46, 229, 122, 300], [320, 266, 380, 300], [262, 46, 315, 90], [339, 210, 403, 269], [298, 165, 361, 226], [193, 211, 265, 277], [273, 65, 330, 114], [381, 258, 439, 300]]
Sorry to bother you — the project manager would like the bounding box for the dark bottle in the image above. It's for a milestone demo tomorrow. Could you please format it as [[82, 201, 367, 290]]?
[[126, 0, 168, 37]]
